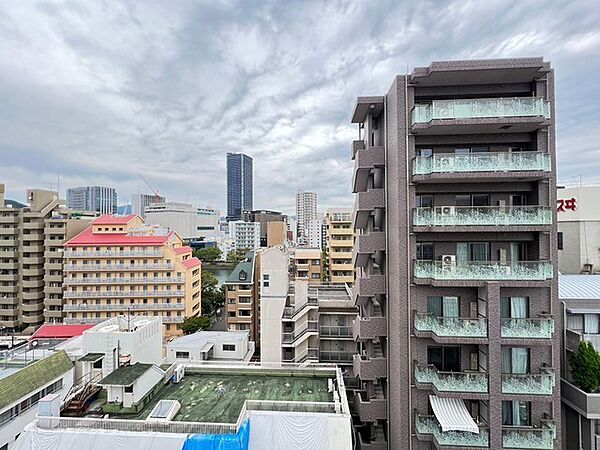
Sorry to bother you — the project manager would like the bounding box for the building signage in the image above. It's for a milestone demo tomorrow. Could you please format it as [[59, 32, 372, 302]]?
[[557, 197, 577, 212]]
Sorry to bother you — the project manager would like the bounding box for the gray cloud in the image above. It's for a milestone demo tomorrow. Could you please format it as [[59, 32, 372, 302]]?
[[0, 0, 599, 214]]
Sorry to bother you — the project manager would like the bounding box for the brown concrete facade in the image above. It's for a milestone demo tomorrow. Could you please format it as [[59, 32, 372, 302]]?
[[351, 58, 560, 449]]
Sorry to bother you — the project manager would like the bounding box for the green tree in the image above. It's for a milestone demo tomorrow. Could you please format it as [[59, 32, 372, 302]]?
[[570, 341, 600, 392], [193, 247, 222, 262], [181, 315, 212, 334], [201, 270, 225, 316], [227, 248, 249, 263]]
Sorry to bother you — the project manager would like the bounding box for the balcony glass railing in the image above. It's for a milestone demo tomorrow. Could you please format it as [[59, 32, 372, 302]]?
[[413, 152, 551, 175], [414, 313, 487, 338], [64, 264, 174, 271], [415, 415, 489, 447], [63, 303, 185, 311], [319, 326, 353, 337], [501, 370, 555, 395], [319, 351, 355, 362], [64, 290, 185, 298], [501, 318, 554, 339], [414, 260, 553, 281], [502, 421, 556, 449], [411, 97, 551, 125], [64, 277, 185, 285], [413, 206, 552, 227], [414, 364, 488, 393]]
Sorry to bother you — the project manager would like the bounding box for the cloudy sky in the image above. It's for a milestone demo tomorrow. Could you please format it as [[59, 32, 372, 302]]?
[[1, 0, 599, 215]]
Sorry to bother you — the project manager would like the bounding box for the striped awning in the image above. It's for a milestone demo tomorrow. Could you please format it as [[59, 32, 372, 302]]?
[[429, 395, 479, 434]]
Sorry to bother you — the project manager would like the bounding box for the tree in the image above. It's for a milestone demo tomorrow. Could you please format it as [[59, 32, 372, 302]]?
[[227, 248, 249, 263], [570, 341, 600, 392], [181, 316, 212, 334], [201, 270, 225, 316], [193, 247, 222, 262]]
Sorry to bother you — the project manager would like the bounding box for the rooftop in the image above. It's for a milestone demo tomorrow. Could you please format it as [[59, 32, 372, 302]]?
[[65, 226, 175, 247], [173, 246, 193, 255], [92, 214, 139, 225], [226, 251, 255, 284], [182, 257, 201, 269], [168, 330, 249, 350], [99, 363, 154, 386], [129, 369, 332, 423], [559, 275, 600, 300], [31, 324, 94, 340]]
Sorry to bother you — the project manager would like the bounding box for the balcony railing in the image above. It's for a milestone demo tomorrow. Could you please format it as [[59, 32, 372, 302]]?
[[319, 351, 355, 362], [64, 316, 184, 324], [283, 348, 319, 364], [414, 364, 488, 393], [282, 321, 319, 344], [63, 303, 185, 311], [64, 264, 174, 271], [501, 318, 554, 339], [64, 277, 185, 285], [283, 298, 318, 319], [501, 370, 555, 395], [319, 325, 353, 337], [414, 260, 553, 281], [414, 313, 487, 338], [66, 250, 164, 258], [415, 415, 489, 447], [413, 206, 552, 227], [412, 97, 551, 125], [64, 290, 185, 298], [413, 151, 551, 175], [502, 420, 556, 449]]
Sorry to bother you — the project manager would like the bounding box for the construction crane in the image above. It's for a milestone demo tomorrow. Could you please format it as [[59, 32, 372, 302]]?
[[138, 175, 161, 206]]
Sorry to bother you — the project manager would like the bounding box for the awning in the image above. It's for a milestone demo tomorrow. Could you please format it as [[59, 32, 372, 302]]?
[[199, 343, 214, 353], [567, 308, 599, 314], [429, 395, 479, 434]]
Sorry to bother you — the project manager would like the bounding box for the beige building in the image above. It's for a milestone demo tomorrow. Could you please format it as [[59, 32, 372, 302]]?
[[325, 208, 354, 284], [291, 247, 322, 283], [0, 185, 96, 333], [266, 221, 287, 247], [62, 214, 201, 336]]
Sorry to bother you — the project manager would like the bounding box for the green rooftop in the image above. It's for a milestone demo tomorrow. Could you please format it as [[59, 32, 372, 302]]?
[[0, 350, 73, 410], [225, 251, 255, 284], [131, 372, 332, 423], [99, 363, 153, 386], [78, 353, 104, 363]]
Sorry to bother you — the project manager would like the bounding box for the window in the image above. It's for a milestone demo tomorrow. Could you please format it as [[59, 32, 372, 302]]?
[[93, 359, 103, 369], [416, 243, 434, 260], [557, 232, 563, 250], [223, 344, 236, 352], [427, 296, 460, 317], [501, 297, 529, 319], [312, 259, 320, 266], [228, 311, 236, 318], [417, 148, 433, 157], [175, 351, 190, 359], [502, 400, 530, 426], [427, 346, 460, 372], [501, 347, 530, 373], [416, 195, 433, 208], [262, 274, 270, 288], [124, 385, 133, 393], [311, 273, 320, 279], [239, 270, 247, 281]]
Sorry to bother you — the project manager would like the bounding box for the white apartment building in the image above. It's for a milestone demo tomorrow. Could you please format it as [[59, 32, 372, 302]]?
[[200, 232, 235, 260], [296, 191, 318, 247], [131, 193, 165, 218], [228, 221, 260, 250], [144, 202, 219, 240], [307, 218, 324, 248]]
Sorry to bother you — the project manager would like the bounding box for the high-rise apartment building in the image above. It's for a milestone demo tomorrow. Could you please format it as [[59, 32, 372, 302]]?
[[131, 193, 166, 218], [0, 185, 96, 332], [228, 220, 261, 251], [62, 215, 201, 336], [67, 186, 117, 215], [296, 191, 318, 246], [326, 208, 354, 284], [226, 152, 253, 221], [351, 58, 559, 449]]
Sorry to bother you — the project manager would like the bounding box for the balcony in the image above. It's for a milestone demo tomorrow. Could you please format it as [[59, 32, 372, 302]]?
[[353, 145, 385, 193], [65, 250, 164, 258], [502, 420, 556, 449], [414, 313, 487, 339], [413, 206, 552, 228], [353, 316, 386, 341], [561, 379, 600, 418], [353, 232, 385, 268], [64, 277, 185, 285], [501, 318, 554, 339], [414, 364, 488, 394], [354, 391, 387, 422], [64, 263, 174, 271], [414, 260, 553, 282], [282, 321, 319, 345], [0, 239, 17, 247], [354, 274, 385, 306], [64, 316, 184, 324], [353, 354, 386, 381], [353, 188, 385, 230], [282, 297, 318, 319], [413, 152, 551, 177], [63, 303, 185, 312], [319, 325, 353, 338], [415, 415, 489, 448], [283, 348, 319, 364], [501, 369, 555, 395], [64, 290, 185, 298], [319, 351, 354, 363]]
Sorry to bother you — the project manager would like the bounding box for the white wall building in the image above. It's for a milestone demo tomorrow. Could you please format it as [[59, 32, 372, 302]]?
[[144, 202, 219, 240], [131, 193, 165, 218], [200, 232, 235, 260], [166, 331, 254, 364], [99, 363, 165, 408], [558, 186, 600, 274], [307, 218, 324, 249], [228, 221, 260, 250], [296, 192, 318, 247]]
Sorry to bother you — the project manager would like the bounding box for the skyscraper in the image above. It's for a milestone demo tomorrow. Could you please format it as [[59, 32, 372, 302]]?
[[67, 186, 117, 214], [295, 191, 318, 246], [227, 153, 253, 221], [131, 193, 166, 218], [351, 58, 559, 449]]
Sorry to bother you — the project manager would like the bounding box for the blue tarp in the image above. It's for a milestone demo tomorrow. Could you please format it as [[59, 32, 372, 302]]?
[[182, 420, 250, 450]]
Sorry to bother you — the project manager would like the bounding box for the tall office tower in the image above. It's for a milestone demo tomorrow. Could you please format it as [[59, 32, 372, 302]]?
[[67, 186, 117, 214], [326, 208, 354, 284], [350, 58, 559, 449], [227, 153, 253, 221], [296, 191, 318, 246], [62, 215, 202, 336], [0, 185, 95, 332], [131, 193, 166, 218]]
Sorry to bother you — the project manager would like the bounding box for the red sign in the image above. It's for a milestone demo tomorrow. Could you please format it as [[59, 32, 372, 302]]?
[[557, 197, 577, 212]]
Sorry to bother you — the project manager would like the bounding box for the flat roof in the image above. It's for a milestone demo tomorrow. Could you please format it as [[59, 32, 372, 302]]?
[[128, 371, 332, 423], [168, 330, 249, 350], [99, 363, 153, 386]]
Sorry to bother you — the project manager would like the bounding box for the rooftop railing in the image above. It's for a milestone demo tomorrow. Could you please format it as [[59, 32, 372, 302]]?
[[414, 260, 553, 281], [413, 151, 551, 175]]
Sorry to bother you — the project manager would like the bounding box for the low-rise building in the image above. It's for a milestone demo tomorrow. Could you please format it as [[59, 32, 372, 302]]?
[[144, 202, 219, 240], [228, 220, 260, 250], [166, 330, 254, 364], [62, 215, 201, 336], [291, 247, 322, 283]]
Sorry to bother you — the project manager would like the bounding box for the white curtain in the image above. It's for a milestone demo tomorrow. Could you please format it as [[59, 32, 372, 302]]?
[[585, 314, 599, 334], [501, 348, 511, 373], [456, 243, 468, 263], [567, 314, 584, 331], [510, 297, 527, 318], [512, 401, 522, 426], [443, 297, 459, 317], [511, 348, 528, 374]]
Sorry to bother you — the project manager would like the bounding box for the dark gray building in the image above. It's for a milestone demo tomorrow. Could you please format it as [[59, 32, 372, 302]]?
[[66, 185, 117, 215], [227, 152, 253, 221], [241, 209, 284, 246], [350, 58, 560, 449]]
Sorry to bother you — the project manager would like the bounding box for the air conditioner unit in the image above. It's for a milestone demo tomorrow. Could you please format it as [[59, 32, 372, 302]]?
[[442, 255, 456, 267], [172, 364, 185, 383], [440, 206, 455, 215]]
